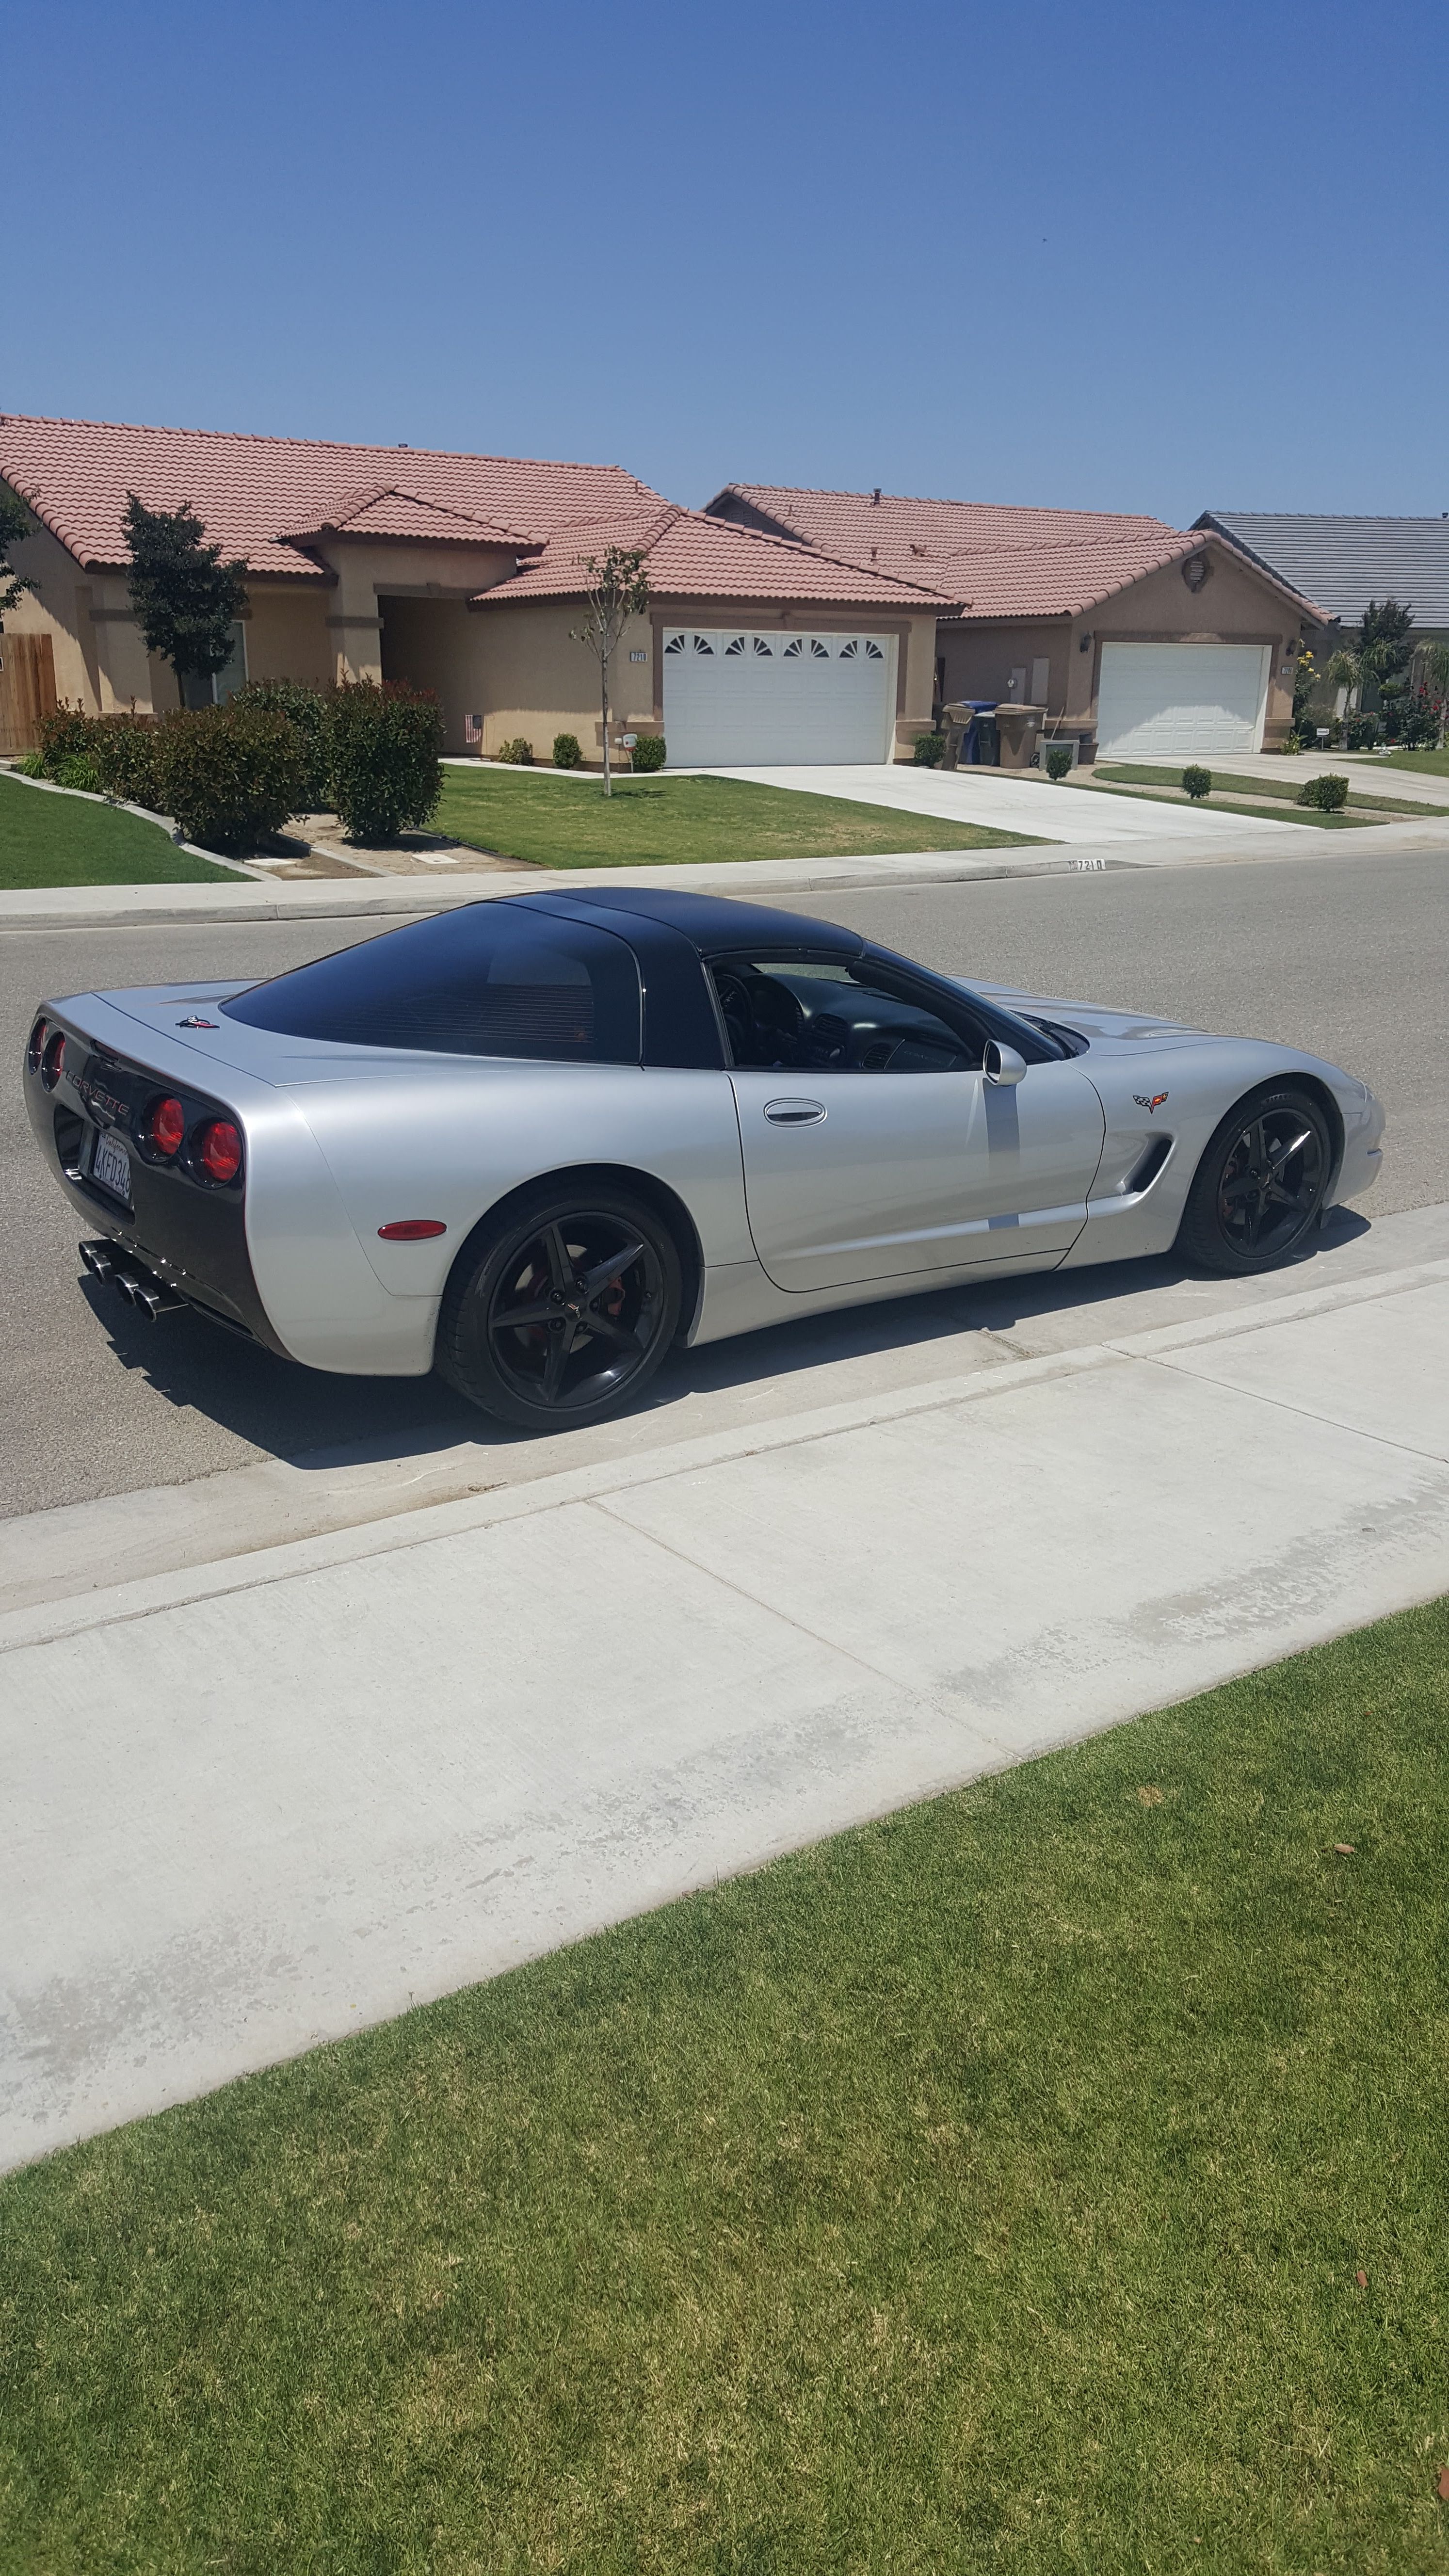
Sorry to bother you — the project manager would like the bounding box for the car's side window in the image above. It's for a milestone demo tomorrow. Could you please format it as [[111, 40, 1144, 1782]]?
[[708, 954, 986, 1074]]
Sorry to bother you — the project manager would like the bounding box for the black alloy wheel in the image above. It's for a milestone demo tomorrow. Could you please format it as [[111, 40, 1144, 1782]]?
[[1178, 1084, 1332, 1274], [436, 1184, 682, 1428]]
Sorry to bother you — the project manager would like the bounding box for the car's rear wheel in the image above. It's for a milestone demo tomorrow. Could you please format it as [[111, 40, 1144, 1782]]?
[[436, 1182, 683, 1428], [1177, 1084, 1332, 1274]]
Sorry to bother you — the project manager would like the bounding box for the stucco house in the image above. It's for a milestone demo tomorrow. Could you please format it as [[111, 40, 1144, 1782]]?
[[0, 414, 948, 766], [707, 483, 1324, 760]]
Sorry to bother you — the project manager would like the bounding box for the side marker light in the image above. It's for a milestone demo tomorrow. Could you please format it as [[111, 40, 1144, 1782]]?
[[378, 1219, 448, 1241]]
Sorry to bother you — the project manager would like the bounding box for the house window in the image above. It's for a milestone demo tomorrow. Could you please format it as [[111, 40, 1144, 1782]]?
[[784, 638, 804, 658], [810, 639, 829, 659], [180, 620, 248, 709], [664, 633, 685, 655]]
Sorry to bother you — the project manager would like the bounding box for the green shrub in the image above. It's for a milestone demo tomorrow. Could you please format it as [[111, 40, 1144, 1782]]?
[[1345, 714, 1380, 752], [630, 733, 666, 772], [13, 750, 46, 777], [153, 705, 306, 849], [327, 680, 444, 841], [552, 732, 582, 770], [91, 713, 163, 809], [1045, 743, 1073, 781], [1182, 764, 1212, 800], [1296, 771, 1350, 811], [54, 752, 101, 793], [233, 679, 330, 808], [495, 736, 535, 766], [1280, 729, 1304, 755], [35, 704, 101, 779], [912, 731, 946, 766]]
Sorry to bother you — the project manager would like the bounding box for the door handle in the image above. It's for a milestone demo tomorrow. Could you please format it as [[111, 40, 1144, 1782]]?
[[764, 1098, 827, 1125]]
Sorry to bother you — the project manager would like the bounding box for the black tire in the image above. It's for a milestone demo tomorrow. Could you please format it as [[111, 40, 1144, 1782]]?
[[1177, 1084, 1332, 1275], [436, 1181, 683, 1429]]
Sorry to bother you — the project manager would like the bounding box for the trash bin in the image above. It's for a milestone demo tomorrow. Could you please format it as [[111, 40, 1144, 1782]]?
[[995, 703, 1045, 772]]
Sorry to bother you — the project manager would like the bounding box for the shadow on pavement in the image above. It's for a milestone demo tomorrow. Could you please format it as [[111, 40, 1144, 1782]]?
[[79, 1202, 1375, 1478]]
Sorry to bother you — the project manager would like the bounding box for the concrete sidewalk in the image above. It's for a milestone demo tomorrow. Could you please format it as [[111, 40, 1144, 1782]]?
[[4, 815, 1445, 935], [4, 1207, 1448, 2171]]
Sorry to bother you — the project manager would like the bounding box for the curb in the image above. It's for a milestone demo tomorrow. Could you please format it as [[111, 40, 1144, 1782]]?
[[0, 847, 1143, 932]]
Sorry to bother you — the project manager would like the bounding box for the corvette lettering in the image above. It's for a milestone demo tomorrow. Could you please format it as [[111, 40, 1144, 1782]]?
[[1134, 1092, 1170, 1113]]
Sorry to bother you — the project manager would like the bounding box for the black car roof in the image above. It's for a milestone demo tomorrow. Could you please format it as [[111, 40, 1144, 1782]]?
[[533, 885, 865, 957]]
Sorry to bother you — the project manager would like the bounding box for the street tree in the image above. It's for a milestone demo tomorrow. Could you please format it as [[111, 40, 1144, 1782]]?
[[124, 493, 249, 707], [571, 546, 649, 797]]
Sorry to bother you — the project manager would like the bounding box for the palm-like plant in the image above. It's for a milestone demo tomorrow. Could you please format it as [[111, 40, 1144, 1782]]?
[[1413, 640, 1449, 748]]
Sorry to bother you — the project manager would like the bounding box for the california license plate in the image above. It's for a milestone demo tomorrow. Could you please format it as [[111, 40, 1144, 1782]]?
[[91, 1127, 132, 1204]]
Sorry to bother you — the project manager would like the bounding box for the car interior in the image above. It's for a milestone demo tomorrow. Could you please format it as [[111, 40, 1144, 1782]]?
[[708, 954, 993, 1074]]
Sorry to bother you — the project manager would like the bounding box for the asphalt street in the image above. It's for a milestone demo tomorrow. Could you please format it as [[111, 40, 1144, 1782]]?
[[4, 843, 1445, 1519]]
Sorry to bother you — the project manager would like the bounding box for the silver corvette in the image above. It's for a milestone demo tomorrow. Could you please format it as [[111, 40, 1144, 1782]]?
[[24, 887, 1385, 1428]]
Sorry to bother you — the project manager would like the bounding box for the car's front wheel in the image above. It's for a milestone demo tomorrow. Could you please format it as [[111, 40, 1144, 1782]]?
[[1177, 1084, 1333, 1274], [436, 1182, 683, 1428]]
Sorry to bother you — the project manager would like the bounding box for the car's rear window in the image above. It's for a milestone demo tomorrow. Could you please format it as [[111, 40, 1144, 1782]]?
[[222, 905, 643, 1063]]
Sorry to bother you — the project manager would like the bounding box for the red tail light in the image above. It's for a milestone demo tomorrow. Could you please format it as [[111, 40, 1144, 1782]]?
[[147, 1095, 186, 1158], [27, 1017, 48, 1074], [41, 1030, 67, 1090], [196, 1118, 242, 1184]]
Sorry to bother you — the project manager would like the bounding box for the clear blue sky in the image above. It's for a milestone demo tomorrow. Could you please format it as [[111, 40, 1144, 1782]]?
[[11, 0, 1447, 527]]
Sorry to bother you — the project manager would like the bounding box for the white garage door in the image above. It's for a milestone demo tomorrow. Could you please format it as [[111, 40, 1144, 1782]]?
[[1095, 643, 1271, 760], [662, 628, 895, 767]]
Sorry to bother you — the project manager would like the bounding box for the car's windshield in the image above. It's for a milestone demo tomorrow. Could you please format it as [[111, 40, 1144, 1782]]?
[[222, 906, 643, 1062]]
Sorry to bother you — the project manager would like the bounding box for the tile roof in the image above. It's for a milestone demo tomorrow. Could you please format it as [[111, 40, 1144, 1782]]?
[[473, 503, 959, 611], [1195, 511, 1449, 628], [707, 482, 1324, 622], [710, 482, 1181, 565], [279, 483, 540, 549], [0, 413, 660, 580]]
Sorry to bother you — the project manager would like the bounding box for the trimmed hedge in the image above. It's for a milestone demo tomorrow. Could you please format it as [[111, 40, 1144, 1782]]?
[[233, 679, 330, 808], [1182, 765, 1212, 800], [1297, 771, 1350, 811], [912, 731, 946, 767], [153, 707, 306, 850], [495, 737, 535, 766], [1045, 744, 1073, 782], [630, 734, 666, 772], [35, 705, 99, 778], [91, 714, 163, 809], [327, 681, 444, 841], [552, 733, 582, 770]]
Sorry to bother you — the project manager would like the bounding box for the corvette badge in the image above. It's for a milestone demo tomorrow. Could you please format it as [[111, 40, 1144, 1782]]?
[[1133, 1091, 1169, 1113], [177, 1016, 218, 1029]]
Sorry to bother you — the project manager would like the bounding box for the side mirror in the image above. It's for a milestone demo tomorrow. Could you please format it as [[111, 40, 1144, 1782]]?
[[983, 1040, 1028, 1087]]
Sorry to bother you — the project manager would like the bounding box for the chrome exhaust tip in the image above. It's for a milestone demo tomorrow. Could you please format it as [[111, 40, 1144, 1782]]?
[[114, 1270, 140, 1304], [79, 1240, 115, 1281]]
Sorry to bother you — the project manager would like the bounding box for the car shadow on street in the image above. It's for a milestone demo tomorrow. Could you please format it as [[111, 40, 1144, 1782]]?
[[79, 1202, 1375, 1480]]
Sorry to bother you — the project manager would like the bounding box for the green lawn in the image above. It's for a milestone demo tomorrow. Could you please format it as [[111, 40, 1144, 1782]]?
[[432, 766, 1045, 866], [1095, 763, 1449, 817], [0, 774, 239, 888], [4, 1601, 1448, 2575], [1377, 746, 1449, 779]]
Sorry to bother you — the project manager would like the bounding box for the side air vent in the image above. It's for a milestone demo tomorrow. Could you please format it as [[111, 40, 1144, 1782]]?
[[1123, 1134, 1174, 1195]]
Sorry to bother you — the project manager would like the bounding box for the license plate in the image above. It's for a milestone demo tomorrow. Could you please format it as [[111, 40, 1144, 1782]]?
[[91, 1128, 132, 1204]]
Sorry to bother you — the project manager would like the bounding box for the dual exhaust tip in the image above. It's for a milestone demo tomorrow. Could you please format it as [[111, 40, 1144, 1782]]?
[[79, 1240, 186, 1321]]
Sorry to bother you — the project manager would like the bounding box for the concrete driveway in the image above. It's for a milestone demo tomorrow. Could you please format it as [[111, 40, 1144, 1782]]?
[[701, 760, 1302, 845]]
